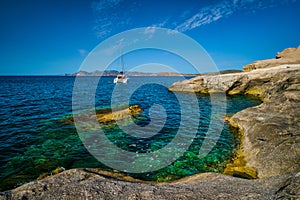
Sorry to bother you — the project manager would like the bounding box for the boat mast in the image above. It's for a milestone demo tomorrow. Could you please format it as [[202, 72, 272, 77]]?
[[121, 47, 125, 74], [119, 42, 125, 75]]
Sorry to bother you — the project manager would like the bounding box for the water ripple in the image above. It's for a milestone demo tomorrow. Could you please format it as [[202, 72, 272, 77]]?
[[0, 76, 261, 191]]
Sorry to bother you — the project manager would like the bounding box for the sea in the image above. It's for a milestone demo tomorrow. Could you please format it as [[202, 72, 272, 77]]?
[[0, 76, 261, 191]]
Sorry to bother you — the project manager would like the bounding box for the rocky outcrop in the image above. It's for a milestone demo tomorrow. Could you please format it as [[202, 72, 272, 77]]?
[[228, 81, 300, 178], [169, 47, 300, 198], [169, 64, 300, 178], [1, 47, 299, 199], [169, 64, 300, 101], [168, 48, 300, 198], [1, 168, 300, 200], [59, 105, 142, 124], [243, 45, 300, 71]]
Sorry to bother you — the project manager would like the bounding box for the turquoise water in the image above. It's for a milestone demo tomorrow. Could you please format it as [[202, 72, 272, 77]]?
[[0, 76, 261, 191]]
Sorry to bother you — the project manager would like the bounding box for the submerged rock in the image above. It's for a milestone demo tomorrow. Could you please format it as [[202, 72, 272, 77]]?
[[59, 105, 143, 125], [96, 105, 143, 123]]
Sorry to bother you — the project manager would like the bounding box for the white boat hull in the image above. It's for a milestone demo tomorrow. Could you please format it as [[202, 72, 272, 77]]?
[[114, 77, 128, 84]]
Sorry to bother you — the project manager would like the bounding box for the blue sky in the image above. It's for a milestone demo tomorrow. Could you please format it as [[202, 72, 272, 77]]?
[[0, 0, 299, 75]]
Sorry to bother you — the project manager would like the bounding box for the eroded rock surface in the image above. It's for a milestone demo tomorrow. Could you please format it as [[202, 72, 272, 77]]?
[[169, 64, 300, 101], [1, 168, 299, 200], [168, 47, 300, 197], [229, 79, 300, 178], [169, 64, 300, 179]]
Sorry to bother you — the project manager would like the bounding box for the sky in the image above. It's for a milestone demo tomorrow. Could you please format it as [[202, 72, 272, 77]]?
[[0, 0, 300, 75]]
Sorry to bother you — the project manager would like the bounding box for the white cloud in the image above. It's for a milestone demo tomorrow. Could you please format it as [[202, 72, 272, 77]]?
[[143, 21, 168, 39], [78, 49, 88, 57], [92, 0, 128, 39], [96, 29, 111, 38], [175, 1, 235, 32], [167, 29, 179, 35], [144, 20, 168, 34], [144, 26, 156, 35], [92, 0, 124, 12], [101, 44, 120, 56], [91, 0, 298, 38], [175, 0, 297, 32], [143, 26, 156, 40], [153, 19, 168, 28], [97, 38, 125, 56]]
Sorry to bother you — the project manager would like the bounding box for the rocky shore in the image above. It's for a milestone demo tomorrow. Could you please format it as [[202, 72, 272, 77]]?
[[169, 47, 300, 180], [1, 47, 299, 199], [1, 168, 300, 200]]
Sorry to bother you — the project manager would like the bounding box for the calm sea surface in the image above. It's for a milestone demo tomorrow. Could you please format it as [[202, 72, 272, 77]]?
[[0, 76, 261, 191]]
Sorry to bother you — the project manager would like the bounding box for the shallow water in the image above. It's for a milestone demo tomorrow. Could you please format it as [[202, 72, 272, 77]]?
[[0, 76, 261, 191]]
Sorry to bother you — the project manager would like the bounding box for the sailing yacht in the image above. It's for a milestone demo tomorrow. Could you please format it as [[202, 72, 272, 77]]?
[[114, 47, 128, 84]]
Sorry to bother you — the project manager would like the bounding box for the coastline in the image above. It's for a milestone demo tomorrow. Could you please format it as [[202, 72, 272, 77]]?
[[169, 63, 300, 179], [1, 47, 300, 199], [168, 45, 300, 183]]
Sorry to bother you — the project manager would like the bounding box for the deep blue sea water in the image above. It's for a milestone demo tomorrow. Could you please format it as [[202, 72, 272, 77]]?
[[0, 76, 261, 191]]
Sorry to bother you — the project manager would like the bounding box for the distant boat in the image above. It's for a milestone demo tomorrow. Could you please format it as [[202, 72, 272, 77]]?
[[114, 46, 128, 84]]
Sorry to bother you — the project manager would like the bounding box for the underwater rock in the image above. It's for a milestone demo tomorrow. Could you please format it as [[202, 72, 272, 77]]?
[[95, 105, 142, 123], [59, 105, 142, 125]]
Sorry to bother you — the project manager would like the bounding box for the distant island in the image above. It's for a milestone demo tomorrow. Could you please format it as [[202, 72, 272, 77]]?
[[65, 70, 184, 77], [65, 69, 242, 77]]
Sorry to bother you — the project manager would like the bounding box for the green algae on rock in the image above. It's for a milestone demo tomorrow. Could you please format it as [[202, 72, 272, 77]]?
[[59, 104, 143, 125], [223, 126, 258, 179]]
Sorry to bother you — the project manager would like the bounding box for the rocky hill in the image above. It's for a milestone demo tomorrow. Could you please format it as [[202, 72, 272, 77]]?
[[243, 45, 300, 71]]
